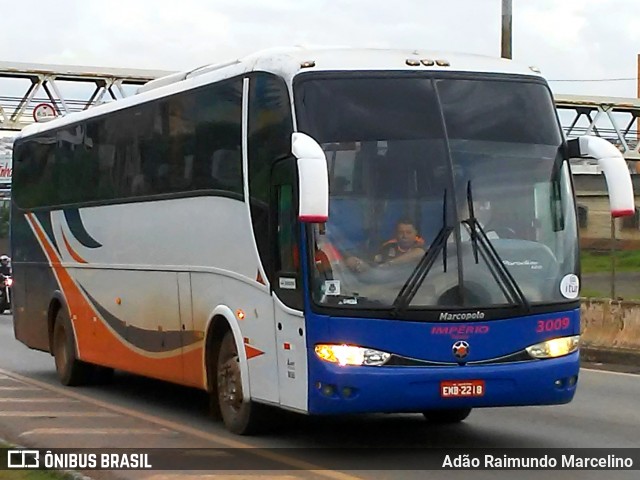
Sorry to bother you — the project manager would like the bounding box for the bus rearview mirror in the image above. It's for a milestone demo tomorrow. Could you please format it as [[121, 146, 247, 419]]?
[[291, 132, 329, 223], [568, 136, 635, 218]]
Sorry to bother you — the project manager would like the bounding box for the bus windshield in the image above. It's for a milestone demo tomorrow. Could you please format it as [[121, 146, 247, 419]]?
[[295, 74, 578, 314]]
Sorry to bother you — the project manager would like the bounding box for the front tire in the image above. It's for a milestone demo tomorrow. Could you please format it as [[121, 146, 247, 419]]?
[[216, 331, 269, 435], [52, 308, 93, 386], [423, 408, 472, 424]]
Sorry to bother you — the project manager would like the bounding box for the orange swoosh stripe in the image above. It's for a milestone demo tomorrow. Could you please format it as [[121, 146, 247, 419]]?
[[25, 213, 205, 389], [61, 228, 88, 264]]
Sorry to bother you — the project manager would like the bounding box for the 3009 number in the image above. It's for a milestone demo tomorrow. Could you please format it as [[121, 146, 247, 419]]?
[[536, 317, 570, 333]]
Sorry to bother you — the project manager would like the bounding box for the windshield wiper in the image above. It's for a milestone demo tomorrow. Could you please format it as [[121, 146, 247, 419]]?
[[465, 181, 530, 312], [392, 190, 453, 316]]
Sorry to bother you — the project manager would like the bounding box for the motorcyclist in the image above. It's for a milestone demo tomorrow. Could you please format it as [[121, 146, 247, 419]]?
[[0, 255, 11, 276]]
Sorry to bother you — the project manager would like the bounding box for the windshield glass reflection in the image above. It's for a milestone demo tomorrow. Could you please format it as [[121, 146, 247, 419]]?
[[295, 74, 577, 313]]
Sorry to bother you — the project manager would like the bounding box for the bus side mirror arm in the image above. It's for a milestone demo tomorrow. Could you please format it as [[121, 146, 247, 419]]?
[[567, 136, 635, 218], [291, 132, 329, 223]]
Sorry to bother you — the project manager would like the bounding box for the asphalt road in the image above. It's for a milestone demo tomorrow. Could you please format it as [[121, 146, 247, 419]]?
[[0, 313, 639, 479]]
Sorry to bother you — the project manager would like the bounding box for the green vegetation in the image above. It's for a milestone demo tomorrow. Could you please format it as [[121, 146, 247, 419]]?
[[580, 250, 640, 274], [579, 288, 609, 299], [0, 471, 70, 480], [579, 250, 640, 299], [0, 204, 8, 239], [0, 441, 69, 480]]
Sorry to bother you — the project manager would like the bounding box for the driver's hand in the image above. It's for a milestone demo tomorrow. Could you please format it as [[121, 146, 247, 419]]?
[[346, 256, 366, 272], [355, 259, 367, 272]]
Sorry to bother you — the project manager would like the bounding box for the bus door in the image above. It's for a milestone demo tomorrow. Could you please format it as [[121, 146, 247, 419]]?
[[270, 158, 308, 411]]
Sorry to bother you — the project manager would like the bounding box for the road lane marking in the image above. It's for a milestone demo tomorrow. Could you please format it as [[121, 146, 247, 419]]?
[[0, 411, 119, 417], [0, 386, 39, 391], [581, 368, 640, 378], [145, 476, 300, 480], [20, 428, 170, 436], [0, 367, 360, 480], [0, 398, 80, 402]]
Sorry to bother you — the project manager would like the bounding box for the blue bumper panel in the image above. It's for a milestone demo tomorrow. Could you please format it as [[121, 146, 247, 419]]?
[[307, 309, 580, 364], [308, 351, 579, 415]]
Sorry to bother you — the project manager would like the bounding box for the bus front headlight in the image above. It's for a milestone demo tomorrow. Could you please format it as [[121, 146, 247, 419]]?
[[526, 335, 580, 359], [314, 344, 391, 366]]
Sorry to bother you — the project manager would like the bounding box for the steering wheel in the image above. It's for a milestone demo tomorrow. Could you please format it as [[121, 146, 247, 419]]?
[[314, 249, 334, 280], [484, 223, 517, 239]]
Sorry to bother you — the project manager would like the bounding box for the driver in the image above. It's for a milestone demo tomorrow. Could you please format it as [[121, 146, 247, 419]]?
[[346, 219, 425, 273], [461, 199, 500, 240]]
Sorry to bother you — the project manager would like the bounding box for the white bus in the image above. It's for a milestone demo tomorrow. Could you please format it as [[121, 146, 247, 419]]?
[[11, 48, 633, 434]]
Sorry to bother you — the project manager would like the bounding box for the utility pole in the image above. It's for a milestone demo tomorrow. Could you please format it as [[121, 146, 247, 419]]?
[[501, 0, 512, 59]]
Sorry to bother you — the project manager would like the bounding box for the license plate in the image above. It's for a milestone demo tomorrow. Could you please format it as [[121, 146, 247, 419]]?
[[440, 380, 485, 398]]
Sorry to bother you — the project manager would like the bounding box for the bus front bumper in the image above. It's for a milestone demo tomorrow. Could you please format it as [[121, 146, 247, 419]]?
[[307, 351, 579, 415]]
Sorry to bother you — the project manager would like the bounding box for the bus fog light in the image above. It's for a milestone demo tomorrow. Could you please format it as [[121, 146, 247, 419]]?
[[314, 344, 391, 366], [526, 335, 580, 359], [321, 384, 336, 396]]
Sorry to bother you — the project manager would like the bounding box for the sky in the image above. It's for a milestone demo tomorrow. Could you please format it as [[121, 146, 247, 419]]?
[[0, 0, 638, 99]]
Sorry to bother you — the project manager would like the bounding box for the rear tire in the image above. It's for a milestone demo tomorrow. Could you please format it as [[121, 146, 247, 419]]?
[[423, 408, 472, 424], [52, 308, 93, 386], [216, 330, 269, 435]]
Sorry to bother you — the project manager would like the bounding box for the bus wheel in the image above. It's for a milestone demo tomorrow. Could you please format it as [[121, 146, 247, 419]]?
[[52, 309, 92, 386], [216, 331, 268, 435], [422, 408, 472, 424]]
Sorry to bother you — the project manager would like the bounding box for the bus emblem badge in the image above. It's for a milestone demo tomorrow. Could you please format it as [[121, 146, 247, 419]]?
[[452, 341, 470, 360]]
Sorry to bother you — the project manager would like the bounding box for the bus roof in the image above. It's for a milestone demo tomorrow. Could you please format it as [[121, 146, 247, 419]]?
[[17, 47, 543, 140]]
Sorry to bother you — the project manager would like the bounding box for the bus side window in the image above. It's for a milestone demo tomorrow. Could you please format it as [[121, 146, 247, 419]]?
[[277, 185, 297, 272], [210, 149, 242, 192], [272, 165, 303, 310], [247, 73, 294, 286]]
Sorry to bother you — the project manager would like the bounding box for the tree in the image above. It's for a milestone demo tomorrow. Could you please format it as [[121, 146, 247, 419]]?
[[0, 204, 9, 239]]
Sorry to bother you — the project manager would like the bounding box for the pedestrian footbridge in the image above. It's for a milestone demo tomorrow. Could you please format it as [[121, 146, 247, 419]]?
[[0, 61, 171, 131], [0, 62, 638, 165], [555, 94, 640, 162]]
